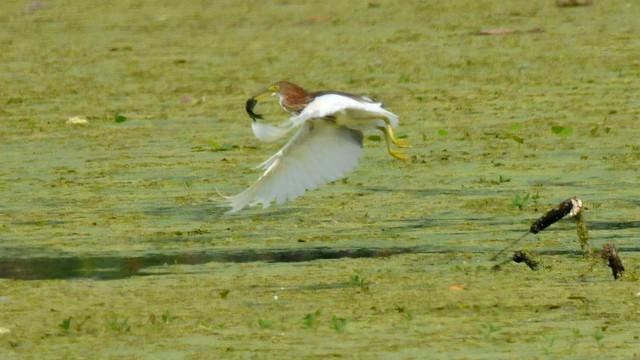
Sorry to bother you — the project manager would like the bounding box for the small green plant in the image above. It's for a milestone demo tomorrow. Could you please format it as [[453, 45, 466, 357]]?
[[484, 131, 524, 144], [395, 306, 413, 321], [330, 315, 348, 332], [572, 329, 582, 346], [59, 317, 72, 332], [161, 310, 172, 324], [398, 74, 411, 83], [484, 323, 502, 339], [349, 274, 364, 286], [551, 125, 573, 137], [258, 318, 273, 329], [209, 141, 238, 151], [108, 315, 131, 333], [437, 129, 449, 136], [219, 289, 230, 299], [513, 193, 530, 210], [594, 328, 604, 350], [499, 175, 510, 183], [76, 316, 91, 331], [303, 309, 322, 328], [542, 335, 557, 353], [114, 112, 127, 123]]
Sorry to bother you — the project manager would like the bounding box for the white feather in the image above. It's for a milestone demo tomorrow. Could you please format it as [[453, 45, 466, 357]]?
[[225, 118, 364, 213], [251, 121, 295, 142]]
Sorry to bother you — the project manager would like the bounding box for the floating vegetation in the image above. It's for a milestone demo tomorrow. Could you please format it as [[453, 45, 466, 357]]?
[[258, 318, 273, 329], [303, 309, 322, 328], [575, 211, 592, 255], [114, 112, 127, 123], [108, 315, 131, 333], [512, 193, 531, 210], [59, 317, 72, 332], [161, 310, 172, 324], [484, 130, 524, 144], [551, 125, 573, 137], [330, 315, 348, 332]]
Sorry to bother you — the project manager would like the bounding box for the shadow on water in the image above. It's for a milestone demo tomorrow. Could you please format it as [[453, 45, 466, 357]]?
[[0, 246, 424, 281]]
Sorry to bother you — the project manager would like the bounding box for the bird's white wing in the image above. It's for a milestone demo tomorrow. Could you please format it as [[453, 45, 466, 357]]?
[[251, 121, 296, 142], [292, 94, 399, 130], [225, 118, 364, 213]]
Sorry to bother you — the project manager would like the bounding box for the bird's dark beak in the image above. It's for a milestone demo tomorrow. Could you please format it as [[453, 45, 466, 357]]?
[[245, 91, 272, 121]]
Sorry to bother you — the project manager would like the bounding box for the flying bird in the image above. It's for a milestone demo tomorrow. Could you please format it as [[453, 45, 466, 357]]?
[[224, 81, 409, 213]]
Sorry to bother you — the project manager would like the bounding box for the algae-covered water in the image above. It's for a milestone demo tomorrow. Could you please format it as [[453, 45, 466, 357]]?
[[1, 0, 639, 358]]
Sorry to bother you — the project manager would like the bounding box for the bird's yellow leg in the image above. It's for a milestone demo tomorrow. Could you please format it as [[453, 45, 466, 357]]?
[[379, 117, 410, 147], [386, 124, 411, 148], [378, 126, 409, 163]]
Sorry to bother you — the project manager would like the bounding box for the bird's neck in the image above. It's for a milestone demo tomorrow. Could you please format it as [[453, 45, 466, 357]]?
[[278, 92, 313, 115]]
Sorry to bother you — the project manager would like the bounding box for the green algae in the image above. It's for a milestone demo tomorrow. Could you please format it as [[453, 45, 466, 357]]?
[[1, 0, 640, 358]]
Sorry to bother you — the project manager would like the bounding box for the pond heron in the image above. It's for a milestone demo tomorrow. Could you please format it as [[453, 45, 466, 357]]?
[[224, 81, 409, 213]]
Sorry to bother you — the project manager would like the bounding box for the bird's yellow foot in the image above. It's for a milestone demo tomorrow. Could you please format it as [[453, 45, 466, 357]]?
[[389, 149, 410, 163], [384, 125, 411, 148], [377, 125, 410, 163]]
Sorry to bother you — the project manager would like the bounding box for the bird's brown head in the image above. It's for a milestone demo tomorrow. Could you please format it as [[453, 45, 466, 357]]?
[[245, 81, 313, 121]]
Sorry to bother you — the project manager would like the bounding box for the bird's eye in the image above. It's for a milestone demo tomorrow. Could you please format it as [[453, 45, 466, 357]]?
[[269, 85, 279, 92]]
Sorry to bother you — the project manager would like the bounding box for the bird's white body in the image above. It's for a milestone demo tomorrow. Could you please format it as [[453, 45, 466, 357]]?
[[225, 91, 401, 214]]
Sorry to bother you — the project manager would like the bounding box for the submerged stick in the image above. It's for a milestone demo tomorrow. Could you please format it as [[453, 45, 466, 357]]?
[[491, 197, 583, 260]]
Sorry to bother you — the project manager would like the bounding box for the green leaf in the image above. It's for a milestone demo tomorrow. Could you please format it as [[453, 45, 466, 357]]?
[[551, 125, 573, 137], [115, 112, 127, 123], [437, 129, 448, 136], [59, 317, 72, 332], [258, 319, 273, 329]]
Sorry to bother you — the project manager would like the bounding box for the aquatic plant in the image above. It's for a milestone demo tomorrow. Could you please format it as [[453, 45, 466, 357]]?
[[161, 310, 172, 324], [348, 274, 366, 287], [303, 309, 322, 328], [483, 323, 502, 340], [258, 319, 273, 329], [512, 193, 530, 210], [114, 112, 127, 123], [551, 125, 573, 137], [330, 315, 348, 332], [59, 317, 72, 332], [594, 328, 604, 350], [108, 315, 131, 333]]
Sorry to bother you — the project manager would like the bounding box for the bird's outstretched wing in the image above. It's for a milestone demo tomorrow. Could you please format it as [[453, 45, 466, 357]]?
[[225, 118, 364, 213]]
